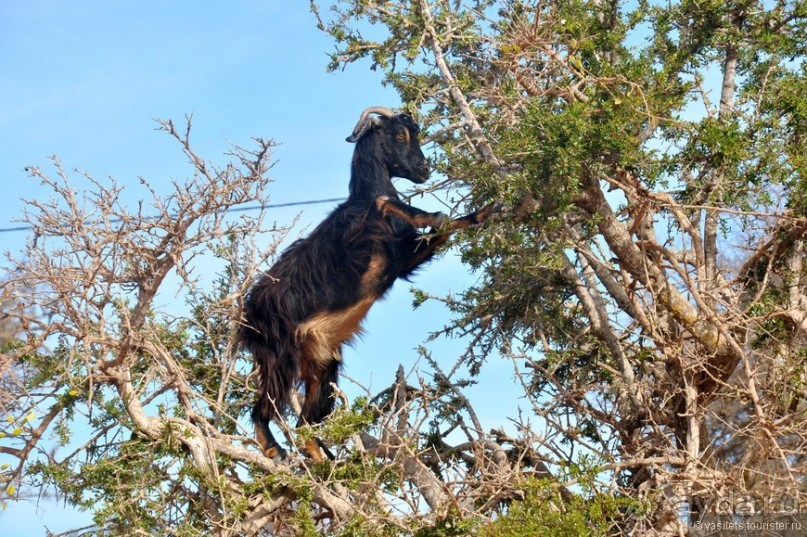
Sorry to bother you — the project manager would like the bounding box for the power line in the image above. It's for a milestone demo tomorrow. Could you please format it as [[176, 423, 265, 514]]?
[[0, 197, 347, 234]]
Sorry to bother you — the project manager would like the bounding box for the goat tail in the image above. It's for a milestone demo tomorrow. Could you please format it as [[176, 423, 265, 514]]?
[[243, 335, 296, 424], [238, 314, 298, 414]]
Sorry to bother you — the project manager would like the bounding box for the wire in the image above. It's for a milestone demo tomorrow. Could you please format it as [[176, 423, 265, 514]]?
[[0, 197, 347, 234]]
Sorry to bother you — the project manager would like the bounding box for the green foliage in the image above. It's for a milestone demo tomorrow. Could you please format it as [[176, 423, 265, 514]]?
[[4, 0, 804, 534], [413, 514, 477, 537], [475, 476, 642, 537], [298, 396, 379, 447], [313, 0, 806, 532]]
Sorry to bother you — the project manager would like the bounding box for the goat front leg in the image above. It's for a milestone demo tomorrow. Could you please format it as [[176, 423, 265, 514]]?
[[376, 196, 500, 232], [404, 201, 502, 272], [442, 201, 501, 231], [375, 196, 451, 229]]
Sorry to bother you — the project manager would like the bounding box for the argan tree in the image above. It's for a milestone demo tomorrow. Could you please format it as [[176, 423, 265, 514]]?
[[1, 1, 805, 535], [0, 117, 583, 536], [312, 0, 806, 532]]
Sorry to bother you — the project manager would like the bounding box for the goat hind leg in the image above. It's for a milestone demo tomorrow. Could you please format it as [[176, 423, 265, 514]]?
[[252, 405, 287, 459], [298, 359, 341, 462]]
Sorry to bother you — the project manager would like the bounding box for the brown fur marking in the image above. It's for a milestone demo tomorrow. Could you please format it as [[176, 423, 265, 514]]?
[[296, 296, 376, 365], [304, 438, 327, 462], [361, 254, 387, 292]]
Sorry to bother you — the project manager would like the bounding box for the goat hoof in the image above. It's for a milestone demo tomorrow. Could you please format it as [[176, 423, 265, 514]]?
[[434, 212, 451, 228], [304, 438, 325, 463], [304, 438, 334, 463], [481, 202, 502, 218], [317, 438, 336, 461], [264, 445, 287, 460]]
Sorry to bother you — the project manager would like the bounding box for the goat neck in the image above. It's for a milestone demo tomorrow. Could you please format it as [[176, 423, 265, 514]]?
[[348, 136, 399, 201]]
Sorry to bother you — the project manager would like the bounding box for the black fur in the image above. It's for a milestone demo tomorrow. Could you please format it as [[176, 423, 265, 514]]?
[[239, 109, 495, 459]]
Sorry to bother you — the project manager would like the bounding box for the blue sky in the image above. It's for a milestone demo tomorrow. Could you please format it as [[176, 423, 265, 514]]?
[[1, 2, 518, 533]]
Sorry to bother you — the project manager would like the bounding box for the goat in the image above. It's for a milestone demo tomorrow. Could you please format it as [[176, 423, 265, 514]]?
[[239, 106, 497, 461]]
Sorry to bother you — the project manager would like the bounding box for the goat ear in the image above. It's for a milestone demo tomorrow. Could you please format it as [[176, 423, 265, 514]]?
[[346, 116, 382, 143]]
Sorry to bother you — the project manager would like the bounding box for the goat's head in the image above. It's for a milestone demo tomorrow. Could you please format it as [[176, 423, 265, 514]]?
[[346, 107, 430, 183]]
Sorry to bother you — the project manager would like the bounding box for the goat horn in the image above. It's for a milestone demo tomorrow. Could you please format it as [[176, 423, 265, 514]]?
[[346, 106, 397, 143]]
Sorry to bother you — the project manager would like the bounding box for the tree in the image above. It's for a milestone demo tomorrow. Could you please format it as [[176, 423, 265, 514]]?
[[2, 117, 582, 536], [2, 1, 805, 535], [312, 0, 806, 532]]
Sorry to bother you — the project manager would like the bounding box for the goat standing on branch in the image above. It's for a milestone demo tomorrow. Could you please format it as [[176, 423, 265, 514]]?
[[240, 106, 497, 461]]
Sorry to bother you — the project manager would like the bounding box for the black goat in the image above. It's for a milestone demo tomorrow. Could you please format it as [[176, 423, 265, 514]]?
[[240, 107, 496, 461]]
